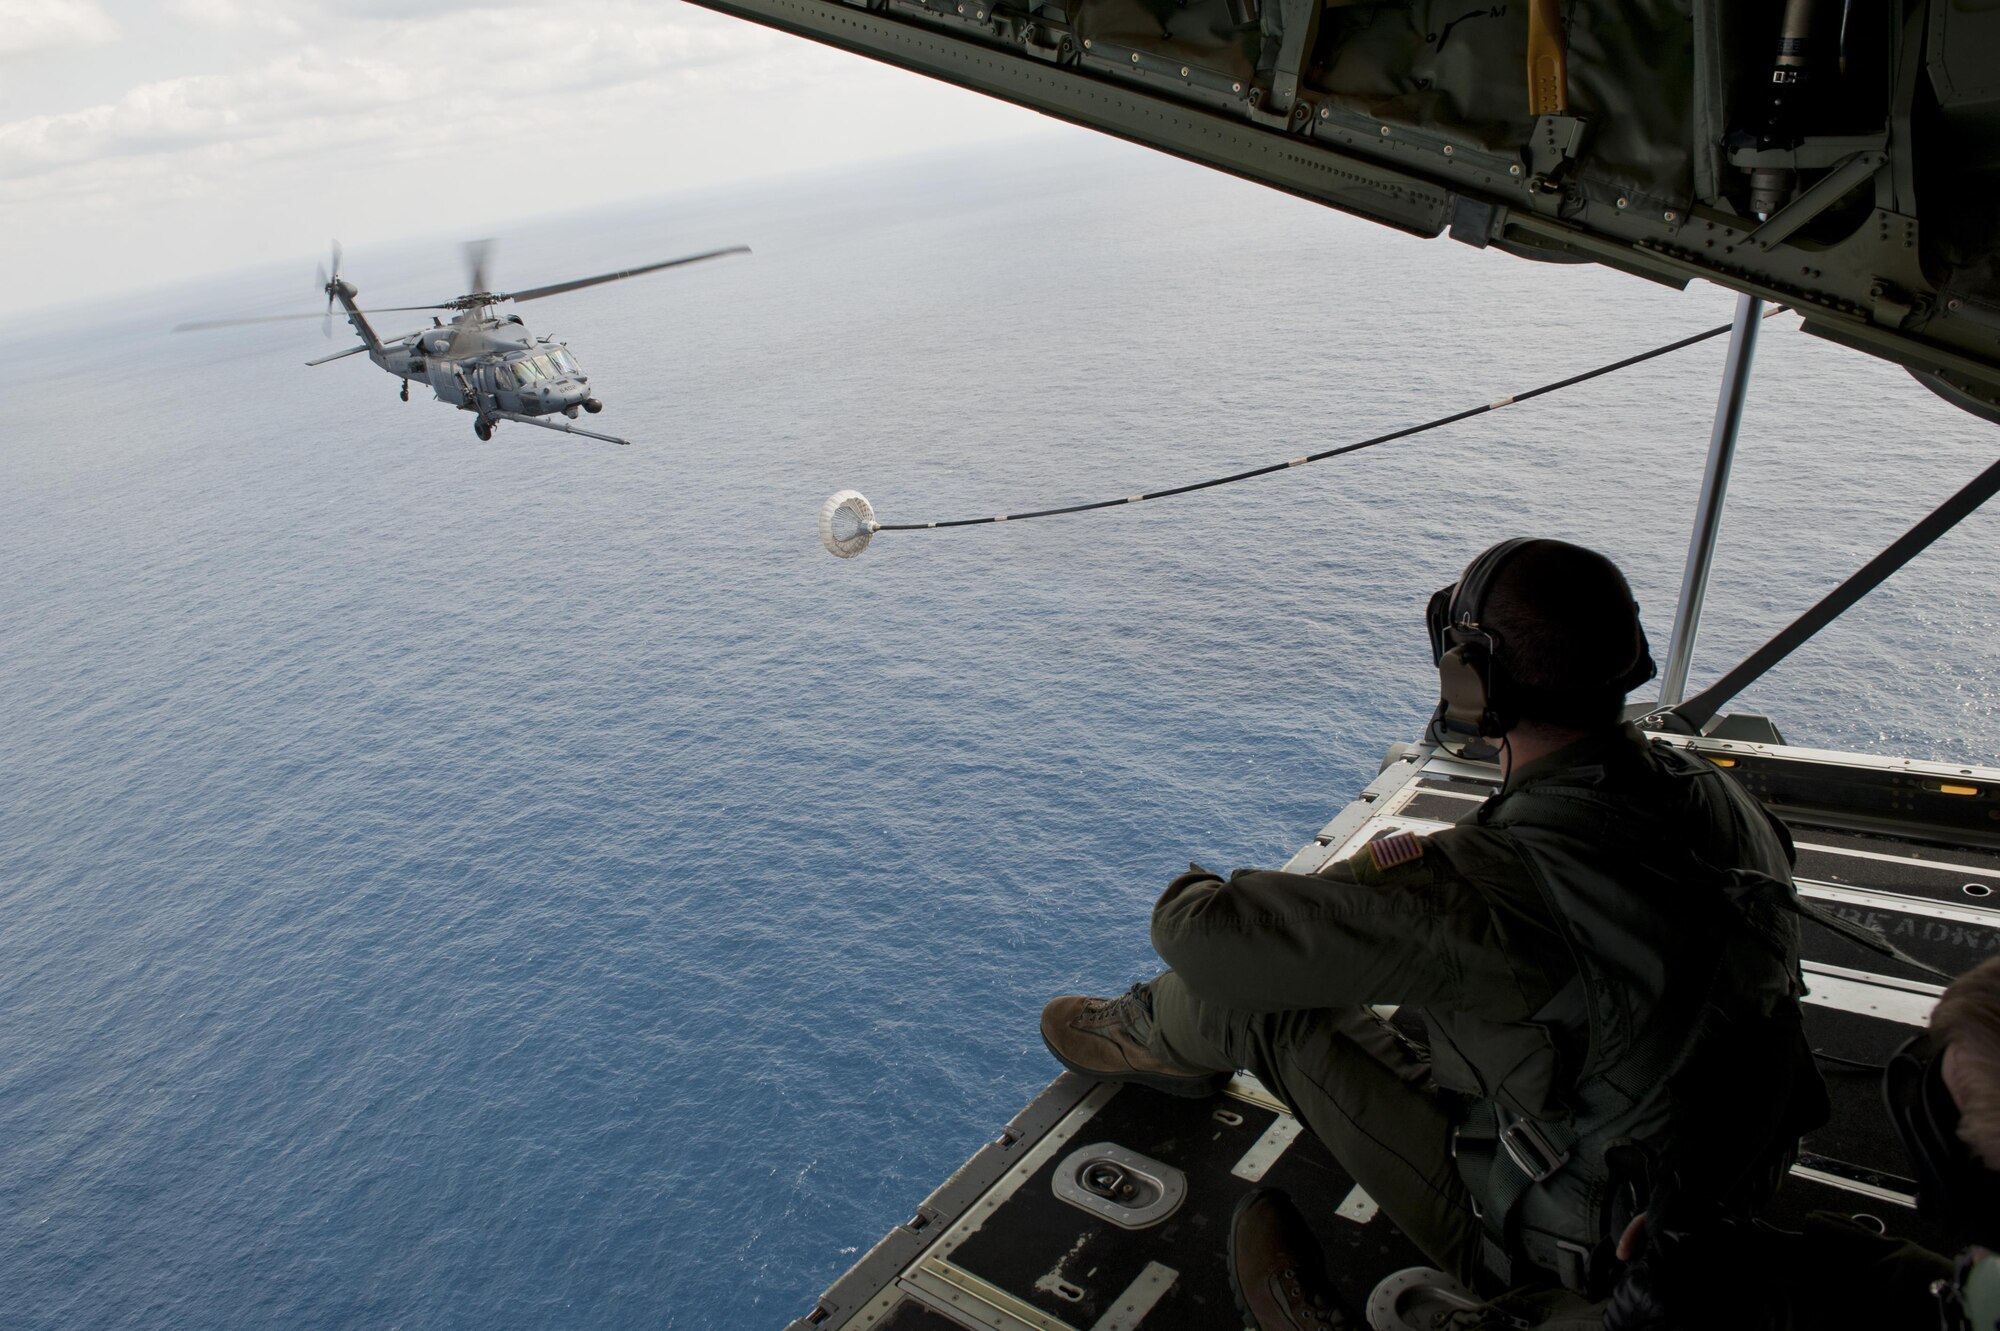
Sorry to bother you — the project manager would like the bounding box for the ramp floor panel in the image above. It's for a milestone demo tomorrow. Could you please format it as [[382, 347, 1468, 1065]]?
[[939, 1083, 1427, 1329], [871, 1301, 981, 1330], [1801, 1003, 1926, 1184]]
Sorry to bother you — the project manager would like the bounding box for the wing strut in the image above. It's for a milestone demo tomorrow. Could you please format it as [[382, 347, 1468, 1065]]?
[[1658, 453, 2000, 732]]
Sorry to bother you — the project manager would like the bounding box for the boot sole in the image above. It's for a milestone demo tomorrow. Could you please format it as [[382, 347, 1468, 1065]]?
[[1227, 1189, 1262, 1329]]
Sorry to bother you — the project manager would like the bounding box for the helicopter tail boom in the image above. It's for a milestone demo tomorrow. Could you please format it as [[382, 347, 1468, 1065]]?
[[329, 282, 385, 357], [319, 243, 385, 357]]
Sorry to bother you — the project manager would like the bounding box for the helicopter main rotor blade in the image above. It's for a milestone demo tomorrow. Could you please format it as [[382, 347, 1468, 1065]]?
[[172, 303, 449, 332], [464, 238, 494, 296], [496, 245, 750, 304], [176, 312, 343, 331]]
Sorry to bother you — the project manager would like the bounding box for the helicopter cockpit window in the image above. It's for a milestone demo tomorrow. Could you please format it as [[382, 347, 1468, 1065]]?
[[531, 354, 558, 380], [510, 359, 545, 386], [551, 348, 579, 375]]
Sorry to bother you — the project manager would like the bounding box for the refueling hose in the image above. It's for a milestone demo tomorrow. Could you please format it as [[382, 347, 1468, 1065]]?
[[819, 309, 1786, 559]]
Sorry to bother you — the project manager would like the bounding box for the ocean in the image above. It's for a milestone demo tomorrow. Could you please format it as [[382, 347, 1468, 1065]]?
[[3, 135, 1996, 1330]]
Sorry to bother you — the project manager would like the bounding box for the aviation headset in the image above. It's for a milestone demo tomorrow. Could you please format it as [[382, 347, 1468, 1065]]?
[[1426, 538, 1657, 750]]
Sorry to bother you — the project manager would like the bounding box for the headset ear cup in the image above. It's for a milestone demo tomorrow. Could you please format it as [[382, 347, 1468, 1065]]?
[[1437, 645, 1491, 738], [1426, 586, 1455, 665], [1619, 625, 1658, 693], [1598, 622, 1656, 698]]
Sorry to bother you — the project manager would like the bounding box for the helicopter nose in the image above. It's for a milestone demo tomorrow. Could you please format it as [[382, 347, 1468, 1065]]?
[[534, 382, 585, 411]]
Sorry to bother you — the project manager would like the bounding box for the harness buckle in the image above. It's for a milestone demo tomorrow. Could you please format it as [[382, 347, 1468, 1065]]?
[[1499, 1118, 1570, 1183], [1554, 1238, 1593, 1293]]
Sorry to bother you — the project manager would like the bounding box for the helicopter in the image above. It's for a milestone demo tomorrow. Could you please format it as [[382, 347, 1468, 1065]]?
[[176, 240, 749, 446]]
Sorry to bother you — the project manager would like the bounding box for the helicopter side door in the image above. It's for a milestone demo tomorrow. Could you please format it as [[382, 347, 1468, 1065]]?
[[428, 356, 468, 407], [464, 363, 520, 414], [485, 364, 520, 414]]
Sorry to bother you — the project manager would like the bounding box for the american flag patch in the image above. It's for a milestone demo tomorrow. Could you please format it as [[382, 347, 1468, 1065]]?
[[1367, 832, 1425, 873]]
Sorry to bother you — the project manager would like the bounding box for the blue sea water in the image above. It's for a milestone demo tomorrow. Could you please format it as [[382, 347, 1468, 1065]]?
[[3, 135, 1997, 1330]]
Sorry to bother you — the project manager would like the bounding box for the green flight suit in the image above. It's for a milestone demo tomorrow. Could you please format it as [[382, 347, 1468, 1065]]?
[[1145, 723, 1825, 1295]]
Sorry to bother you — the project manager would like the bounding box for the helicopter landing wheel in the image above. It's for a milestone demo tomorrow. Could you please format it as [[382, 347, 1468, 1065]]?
[[563, 405, 580, 419], [400, 380, 409, 402], [474, 418, 493, 442], [582, 398, 603, 414]]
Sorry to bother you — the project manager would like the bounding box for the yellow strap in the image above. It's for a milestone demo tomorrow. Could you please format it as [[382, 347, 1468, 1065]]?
[[1526, 0, 1567, 116]]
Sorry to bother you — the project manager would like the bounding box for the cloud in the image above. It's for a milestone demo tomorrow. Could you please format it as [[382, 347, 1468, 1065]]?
[[0, 6, 790, 184], [0, 0, 117, 55], [164, 0, 546, 34], [0, 1, 1053, 314], [165, 0, 305, 37]]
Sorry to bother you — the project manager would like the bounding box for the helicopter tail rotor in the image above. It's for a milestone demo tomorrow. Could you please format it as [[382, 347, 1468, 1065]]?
[[318, 241, 344, 338]]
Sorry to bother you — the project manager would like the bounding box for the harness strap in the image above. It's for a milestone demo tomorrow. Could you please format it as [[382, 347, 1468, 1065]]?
[[1732, 869, 1956, 983], [1458, 756, 1786, 1290], [1455, 973, 1728, 1293], [1458, 1102, 1600, 1292], [1470, 1100, 1578, 1184]]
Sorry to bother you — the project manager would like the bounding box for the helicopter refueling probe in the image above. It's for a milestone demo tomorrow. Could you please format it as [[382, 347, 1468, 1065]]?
[[818, 306, 1789, 559]]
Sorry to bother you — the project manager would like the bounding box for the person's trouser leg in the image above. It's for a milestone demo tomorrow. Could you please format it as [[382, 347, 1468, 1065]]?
[[1147, 971, 1485, 1289]]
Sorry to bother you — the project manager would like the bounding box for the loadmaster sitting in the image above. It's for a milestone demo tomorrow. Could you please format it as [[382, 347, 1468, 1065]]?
[[1038, 538, 1829, 1320]]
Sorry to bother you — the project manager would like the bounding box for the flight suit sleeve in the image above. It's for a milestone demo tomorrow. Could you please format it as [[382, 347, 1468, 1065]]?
[[1148, 843, 1545, 1018]]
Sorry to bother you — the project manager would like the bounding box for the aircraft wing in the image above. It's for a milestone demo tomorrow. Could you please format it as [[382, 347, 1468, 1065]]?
[[680, 0, 2000, 420]]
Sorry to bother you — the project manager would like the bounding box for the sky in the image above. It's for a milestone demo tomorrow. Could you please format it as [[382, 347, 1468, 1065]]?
[[0, 0, 1063, 317]]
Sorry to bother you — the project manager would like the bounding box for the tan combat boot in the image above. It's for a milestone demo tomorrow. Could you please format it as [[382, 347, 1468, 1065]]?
[[1038, 982, 1230, 1098], [1230, 1188, 1361, 1330]]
